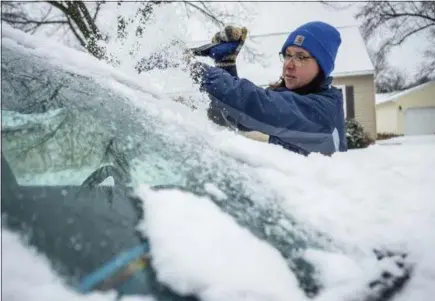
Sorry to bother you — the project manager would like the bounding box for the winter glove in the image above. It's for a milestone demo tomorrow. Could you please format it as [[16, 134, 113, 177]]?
[[190, 26, 248, 67], [210, 26, 247, 67]]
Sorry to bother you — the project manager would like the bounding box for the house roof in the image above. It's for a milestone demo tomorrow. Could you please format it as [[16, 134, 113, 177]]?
[[189, 25, 375, 86], [375, 80, 435, 105]]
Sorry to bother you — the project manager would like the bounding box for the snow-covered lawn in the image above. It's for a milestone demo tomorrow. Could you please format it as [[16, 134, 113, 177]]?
[[376, 135, 435, 145]]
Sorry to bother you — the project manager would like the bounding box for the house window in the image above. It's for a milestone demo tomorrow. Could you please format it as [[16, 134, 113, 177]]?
[[336, 85, 347, 118], [336, 85, 355, 119]]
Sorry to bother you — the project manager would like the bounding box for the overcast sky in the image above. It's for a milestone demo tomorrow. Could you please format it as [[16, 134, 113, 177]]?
[[185, 2, 429, 83]]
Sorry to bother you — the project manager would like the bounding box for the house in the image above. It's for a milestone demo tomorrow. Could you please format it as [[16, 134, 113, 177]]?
[[376, 80, 435, 135], [186, 25, 377, 138]]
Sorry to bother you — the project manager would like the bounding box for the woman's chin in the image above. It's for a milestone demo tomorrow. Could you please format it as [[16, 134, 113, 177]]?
[[284, 79, 299, 90]]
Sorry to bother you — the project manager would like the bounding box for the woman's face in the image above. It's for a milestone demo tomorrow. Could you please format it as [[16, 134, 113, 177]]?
[[281, 46, 319, 90]]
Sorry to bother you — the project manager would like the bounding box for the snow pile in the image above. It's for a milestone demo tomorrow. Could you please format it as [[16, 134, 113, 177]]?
[[132, 137, 435, 301], [1, 230, 155, 301], [215, 136, 435, 301], [1, 24, 166, 101], [137, 186, 307, 301]]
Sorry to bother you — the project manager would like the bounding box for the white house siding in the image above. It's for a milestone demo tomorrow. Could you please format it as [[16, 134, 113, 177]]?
[[333, 74, 377, 139], [376, 81, 435, 135], [376, 102, 398, 134]]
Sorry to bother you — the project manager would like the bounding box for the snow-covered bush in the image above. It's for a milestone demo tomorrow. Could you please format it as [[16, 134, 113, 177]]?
[[345, 119, 373, 149]]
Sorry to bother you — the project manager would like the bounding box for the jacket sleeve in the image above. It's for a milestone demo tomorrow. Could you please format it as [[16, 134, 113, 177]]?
[[202, 66, 337, 133]]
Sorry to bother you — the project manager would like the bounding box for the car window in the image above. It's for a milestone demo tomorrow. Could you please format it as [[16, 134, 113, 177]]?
[[1, 38, 329, 297], [2, 45, 180, 186]]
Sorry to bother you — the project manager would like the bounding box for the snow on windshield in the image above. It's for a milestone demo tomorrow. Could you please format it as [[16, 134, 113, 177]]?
[[138, 186, 307, 301], [1, 229, 155, 301], [136, 138, 435, 301], [2, 4, 435, 301], [218, 136, 435, 301], [2, 109, 65, 129]]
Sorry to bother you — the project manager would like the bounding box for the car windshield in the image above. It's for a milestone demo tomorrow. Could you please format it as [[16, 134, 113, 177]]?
[[3, 54, 176, 187], [2, 27, 332, 300]]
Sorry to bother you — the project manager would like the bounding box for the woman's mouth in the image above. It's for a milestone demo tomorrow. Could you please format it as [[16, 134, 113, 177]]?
[[284, 75, 297, 80]]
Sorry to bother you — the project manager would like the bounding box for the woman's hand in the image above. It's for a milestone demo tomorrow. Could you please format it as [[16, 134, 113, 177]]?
[[209, 26, 248, 67]]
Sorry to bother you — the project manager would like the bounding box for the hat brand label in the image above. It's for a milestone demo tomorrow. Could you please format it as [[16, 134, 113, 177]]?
[[294, 35, 305, 46]]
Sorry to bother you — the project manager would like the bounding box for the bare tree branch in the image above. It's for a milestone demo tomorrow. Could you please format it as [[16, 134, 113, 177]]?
[[183, 1, 225, 27], [46, 1, 69, 16], [66, 16, 86, 47], [76, 1, 99, 36], [390, 23, 435, 46], [2, 1, 255, 64], [93, 1, 105, 22], [65, 1, 92, 38], [354, 1, 435, 89], [1, 18, 67, 25]]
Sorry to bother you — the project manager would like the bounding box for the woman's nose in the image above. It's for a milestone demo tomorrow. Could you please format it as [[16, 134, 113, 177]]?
[[284, 58, 296, 69]]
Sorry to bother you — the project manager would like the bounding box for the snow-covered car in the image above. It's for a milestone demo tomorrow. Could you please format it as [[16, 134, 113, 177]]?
[[2, 25, 412, 301]]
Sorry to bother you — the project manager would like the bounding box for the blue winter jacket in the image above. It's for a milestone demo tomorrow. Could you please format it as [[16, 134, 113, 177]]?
[[201, 66, 347, 155]]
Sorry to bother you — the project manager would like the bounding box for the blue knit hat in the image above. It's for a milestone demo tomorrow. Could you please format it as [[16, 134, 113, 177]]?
[[281, 21, 341, 77]]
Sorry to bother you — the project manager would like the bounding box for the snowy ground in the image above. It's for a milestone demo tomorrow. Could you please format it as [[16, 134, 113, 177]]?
[[2, 22, 435, 301]]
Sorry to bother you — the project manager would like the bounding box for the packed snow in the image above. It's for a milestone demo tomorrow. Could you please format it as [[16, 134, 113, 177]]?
[[138, 187, 307, 301], [133, 136, 435, 301], [1, 230, 155, 301], [2, 5, 435, 301]]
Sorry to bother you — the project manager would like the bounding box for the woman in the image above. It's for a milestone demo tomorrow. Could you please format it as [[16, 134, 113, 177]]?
[[191, 21, 347, 156]]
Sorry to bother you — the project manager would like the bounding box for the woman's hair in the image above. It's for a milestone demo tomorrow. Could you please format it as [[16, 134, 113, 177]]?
[[268, 77, 286, 90]]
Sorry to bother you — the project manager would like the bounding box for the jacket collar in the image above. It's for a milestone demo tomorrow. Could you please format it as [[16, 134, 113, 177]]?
[[322, 76, 333, 89]]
